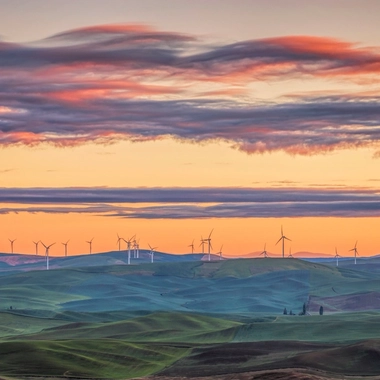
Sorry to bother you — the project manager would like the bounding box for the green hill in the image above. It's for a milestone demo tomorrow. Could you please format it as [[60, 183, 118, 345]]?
[[0, 257, 379, 379]]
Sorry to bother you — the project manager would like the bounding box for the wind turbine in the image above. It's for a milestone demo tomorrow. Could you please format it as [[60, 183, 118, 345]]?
[[123, 235, 135, 265], [349, 241, 359, 265], [188, 240, 194, 254], [116, 233, 123, 251], [133, 238, 137, 258], [199, 236, 206, 254], [33, 240, 40, 255], [137, 240, 140, 259], [86, 238, 94, 254], [8, 238, 16, 254], [62, 240, 69, 257], [288, 247, 294, 258], [334, 247, 341, 267], [205, 229, 214, 261], [41, 242, 55, 270], [260, 243, 268, 258], [216, 245, 223, 260], [276, 226, 291, 258], [148, 244, 158, 263]]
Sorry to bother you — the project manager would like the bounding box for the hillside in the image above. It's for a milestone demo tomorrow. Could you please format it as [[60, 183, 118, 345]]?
[[0, 255, 380, 378]]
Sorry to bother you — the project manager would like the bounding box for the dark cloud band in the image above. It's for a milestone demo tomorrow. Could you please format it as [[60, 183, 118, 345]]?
[[1, 187, 380, 218]]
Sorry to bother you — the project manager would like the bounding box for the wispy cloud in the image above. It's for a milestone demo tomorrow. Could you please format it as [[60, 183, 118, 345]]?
[[1, 25, 380, 154], [1, 187, 380, 218]]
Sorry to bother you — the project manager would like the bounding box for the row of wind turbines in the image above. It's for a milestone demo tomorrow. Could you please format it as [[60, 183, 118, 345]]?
[[5, 227, 361, 270], [257, 227, 360, 267], [5, 234, 157, 271], [188, 229, 224, 261]]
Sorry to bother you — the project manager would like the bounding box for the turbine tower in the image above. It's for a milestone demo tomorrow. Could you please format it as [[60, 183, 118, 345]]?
[[288, 247, 294, 258], [123, 235, 135, 265], [62, 240, 69, 257], [276, 226, 291, 258], [148, 244, 158, 263], [349, 241, 359, 265], [136, 240, 140, 259], [33, 240, 40, 255], [188, 240, 194, 254], [86, 238, 94, 255], [41, 242, 55, 270], [334, 247, 341, 267], [205, 229, 213, 261], [8, 238, 16, 254], [260, 243, 268, 258]]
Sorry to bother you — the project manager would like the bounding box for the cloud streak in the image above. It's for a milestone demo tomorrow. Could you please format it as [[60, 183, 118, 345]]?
[[1, 25, 380, 154], [1, 187, 380, 218]]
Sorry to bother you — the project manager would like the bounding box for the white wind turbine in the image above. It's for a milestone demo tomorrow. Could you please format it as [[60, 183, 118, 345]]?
[[205, 229, 214, 261], [33, 240, 40, 255], [123, 235, 135, 265], [199, 236, 206, 254], [8, 238, 16, 254], [86, 238, 94, 255], [334, 247, 341, 267], [116, 233, 123, 251], [188, 240, 195, 254], [349, 241, 359, 265], [41, 242, 55, 270], [133, 238, 137, 258], [259, 243, 268, 258], [216, 244, 223, 260], [62, 240, 69, 257], [276, 226, 291, 258], [137, 240, 140, 259], [148, 244, 158, 263]]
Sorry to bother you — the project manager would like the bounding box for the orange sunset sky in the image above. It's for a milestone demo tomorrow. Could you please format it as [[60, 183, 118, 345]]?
[[1, 0, 380, 257]]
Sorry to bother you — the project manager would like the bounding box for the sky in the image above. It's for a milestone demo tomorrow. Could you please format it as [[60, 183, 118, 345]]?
[[1, 0, 380, 257]]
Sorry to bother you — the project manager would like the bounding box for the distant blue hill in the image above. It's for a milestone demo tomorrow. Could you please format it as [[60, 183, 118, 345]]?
[[0, 250, 210, 273]]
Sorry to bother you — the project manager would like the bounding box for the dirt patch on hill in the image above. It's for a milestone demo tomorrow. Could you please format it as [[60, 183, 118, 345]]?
[[0, 255, 45, 266], [309, 291, 380, 312]]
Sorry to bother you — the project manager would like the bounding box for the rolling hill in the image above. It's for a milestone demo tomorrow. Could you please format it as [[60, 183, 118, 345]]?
[[0, 253, 380, 378]]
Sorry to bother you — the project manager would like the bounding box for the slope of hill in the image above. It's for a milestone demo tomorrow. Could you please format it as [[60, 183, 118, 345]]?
[[0, 256, 380, 379]]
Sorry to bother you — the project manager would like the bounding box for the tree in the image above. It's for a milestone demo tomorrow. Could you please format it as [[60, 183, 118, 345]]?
[[283, 307, 288, 315], [319, 306, 324, 315]]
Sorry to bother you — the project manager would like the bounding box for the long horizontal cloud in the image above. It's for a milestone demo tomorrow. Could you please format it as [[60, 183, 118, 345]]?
[[1, 187, 379, 204], [1, 25, 380, 154], [1, 187, 380, 218]]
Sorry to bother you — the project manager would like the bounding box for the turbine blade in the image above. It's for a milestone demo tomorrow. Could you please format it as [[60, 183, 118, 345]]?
[[275, 237, 282, 245]]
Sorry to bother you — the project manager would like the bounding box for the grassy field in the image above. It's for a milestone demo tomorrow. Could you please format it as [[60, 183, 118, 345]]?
[[0, 254, 380, 378]]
